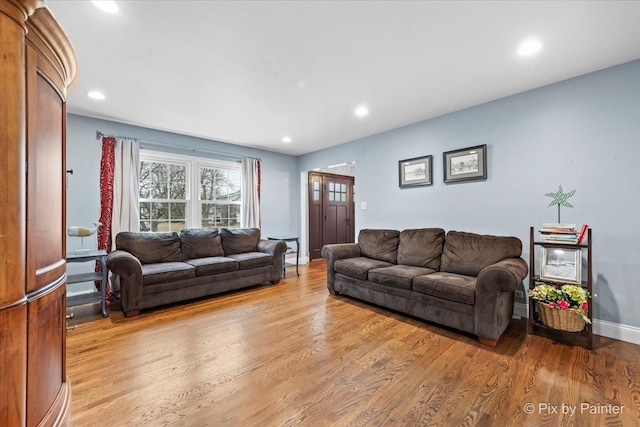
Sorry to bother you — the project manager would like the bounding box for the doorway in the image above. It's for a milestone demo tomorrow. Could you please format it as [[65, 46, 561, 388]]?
[[308, 172, 355, 260]]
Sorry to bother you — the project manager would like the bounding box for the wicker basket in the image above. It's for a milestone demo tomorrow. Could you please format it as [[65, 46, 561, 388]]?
[[536, 302, 586, 332]]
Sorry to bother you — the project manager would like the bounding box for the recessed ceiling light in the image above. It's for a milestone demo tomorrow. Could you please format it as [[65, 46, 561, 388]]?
[[87, 90, 106, 100], [517, 38, 543, 57], [355, 105, 369, 117], [282, 136, 292, 143], [92, 1, 119, 14]]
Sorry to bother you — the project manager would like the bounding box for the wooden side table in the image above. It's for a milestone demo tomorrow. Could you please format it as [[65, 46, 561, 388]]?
[[66, 250, 108, 317], [267, 236, 299, 276]]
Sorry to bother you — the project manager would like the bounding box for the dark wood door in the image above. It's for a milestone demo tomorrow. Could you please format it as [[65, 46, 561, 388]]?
[[308, 172, 355, 260]]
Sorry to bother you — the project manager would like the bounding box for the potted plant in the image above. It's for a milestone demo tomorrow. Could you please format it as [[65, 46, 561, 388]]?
[[530, 283, 591, 332]]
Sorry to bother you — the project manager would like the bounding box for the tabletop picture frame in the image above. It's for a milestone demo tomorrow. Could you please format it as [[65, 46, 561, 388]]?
[[399, 155, 433, 188], [540, 247, 582, 284], [443, 144, 487, 184]]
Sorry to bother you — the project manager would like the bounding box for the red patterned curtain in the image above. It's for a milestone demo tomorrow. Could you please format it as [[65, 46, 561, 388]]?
[[96, 136, 116, 300]]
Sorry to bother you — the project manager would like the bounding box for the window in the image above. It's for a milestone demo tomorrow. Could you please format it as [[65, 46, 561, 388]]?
[[199, 166, 241, 228], [328, 181, 347, 202], [139, 151, 242, 232], [139, 160, 187, 232]]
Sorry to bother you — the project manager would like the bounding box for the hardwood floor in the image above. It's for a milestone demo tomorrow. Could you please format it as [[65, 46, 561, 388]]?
[[66, 261, 640, 426]]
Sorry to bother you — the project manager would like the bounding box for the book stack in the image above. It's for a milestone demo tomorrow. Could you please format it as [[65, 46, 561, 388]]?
[[539, 223, 588, 244]]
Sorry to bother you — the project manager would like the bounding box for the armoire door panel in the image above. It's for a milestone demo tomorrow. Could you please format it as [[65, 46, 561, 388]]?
[[0, 10, 26, 307], [0, 304, 27, 427], [25, 46, 65, 294], [26, 281, 65, 427]]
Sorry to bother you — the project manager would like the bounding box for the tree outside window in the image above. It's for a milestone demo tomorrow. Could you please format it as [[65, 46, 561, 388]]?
[[138, 151, 242, 232], [139, 161, 187, 232], [200, 167, 241, 228]]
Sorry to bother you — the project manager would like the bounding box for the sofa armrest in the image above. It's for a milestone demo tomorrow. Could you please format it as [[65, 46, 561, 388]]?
[[107, 250, 142, 277], [107, 250, 143, 314], [321, 243, 361, 291], [257, 239, 288, 281], [474, 257, 528, 341], [477, 258, 528, 295]]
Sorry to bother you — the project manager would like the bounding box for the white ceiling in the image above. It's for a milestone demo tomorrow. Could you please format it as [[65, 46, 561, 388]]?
[[47, 1, 640, 156]]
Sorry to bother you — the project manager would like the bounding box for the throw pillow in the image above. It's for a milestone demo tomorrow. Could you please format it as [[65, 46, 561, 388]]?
[[180, 228, 224, 260], [358, 229, 400, 263], [115, 231, 182, 264], [440, 231, 522, 276], [220, 228, 261, 255], [397, 228, 445, 269]]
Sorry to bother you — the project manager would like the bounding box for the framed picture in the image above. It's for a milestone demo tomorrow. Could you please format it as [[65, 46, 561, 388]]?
[[443, 144, 487, 184], [540, 247, 582, 284], [399, 155, 433, 188]]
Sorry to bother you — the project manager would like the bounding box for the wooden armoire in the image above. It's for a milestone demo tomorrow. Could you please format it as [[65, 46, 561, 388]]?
[[0, 1, 77, 425]]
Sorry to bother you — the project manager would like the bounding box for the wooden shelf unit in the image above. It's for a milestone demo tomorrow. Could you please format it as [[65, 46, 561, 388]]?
[[528, 226, 593, 349], [66, 250, 108, 318]]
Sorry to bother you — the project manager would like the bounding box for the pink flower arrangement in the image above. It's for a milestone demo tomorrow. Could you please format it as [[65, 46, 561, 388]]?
[[530, 283, 591, 324]]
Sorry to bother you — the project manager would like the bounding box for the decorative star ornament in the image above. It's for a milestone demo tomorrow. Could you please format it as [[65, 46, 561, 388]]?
[[545, 185, 575, 208]]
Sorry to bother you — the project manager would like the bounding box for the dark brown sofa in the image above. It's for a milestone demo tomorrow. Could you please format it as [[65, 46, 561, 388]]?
[[107, 228, 287, 317], [321, 228, 528, 346]]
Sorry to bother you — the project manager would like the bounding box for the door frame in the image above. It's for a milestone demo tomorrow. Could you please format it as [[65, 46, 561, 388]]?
[[300, 171, 310, 264], [305, 171, 355, 261], [300, 165, 356, 264]]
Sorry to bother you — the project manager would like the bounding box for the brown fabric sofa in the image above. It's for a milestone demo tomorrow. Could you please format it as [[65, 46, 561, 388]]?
[[321, 228, 528, 346], [107, 228, 287, 317]]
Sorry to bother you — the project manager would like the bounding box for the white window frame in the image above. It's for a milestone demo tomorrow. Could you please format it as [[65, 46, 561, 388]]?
[[139, 150, 242, 231], [196, 159, 242, 229]]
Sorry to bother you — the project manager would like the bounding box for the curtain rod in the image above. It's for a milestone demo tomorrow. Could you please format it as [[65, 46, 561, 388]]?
[[95, 130, 261, 161]]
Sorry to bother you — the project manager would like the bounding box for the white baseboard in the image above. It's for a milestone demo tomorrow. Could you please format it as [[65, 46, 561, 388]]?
[[514, 302, 528, 319], [513, 302, 640, 346], [592, 319, 640, 345]]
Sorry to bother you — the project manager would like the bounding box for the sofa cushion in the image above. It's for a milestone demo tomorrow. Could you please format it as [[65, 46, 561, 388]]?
[[141, 262, 196, 286], [221, 228, 261, 255], [440, 231, 522, 276], [185, 256, 238, 276], [413, 272, 476, 305], [116, 231, 182, 264], [358, 229, 400, 263], [180, 228, 224, 260], [369, 265, 436, 290], [334, 257, 393, 280], [397, 228, 445, 270], [226, 252, 274, 270]]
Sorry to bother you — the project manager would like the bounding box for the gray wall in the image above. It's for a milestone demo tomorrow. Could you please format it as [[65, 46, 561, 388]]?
[[66, 59, 640, 328], [66, 114, 300, 292], [298, 59, 640, 328]]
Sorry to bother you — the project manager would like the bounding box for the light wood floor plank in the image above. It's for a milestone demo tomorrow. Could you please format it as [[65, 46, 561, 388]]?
[[67, 261, 640, 426]]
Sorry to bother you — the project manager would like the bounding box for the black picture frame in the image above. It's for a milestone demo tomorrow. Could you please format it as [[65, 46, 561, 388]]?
[[443, 144, 487, 184], [399, 155, 433, 188]]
